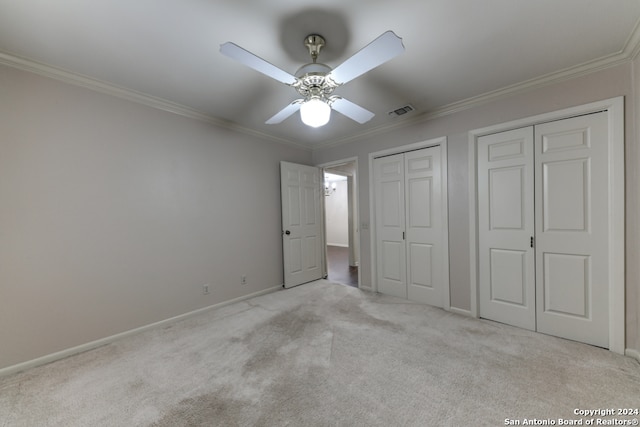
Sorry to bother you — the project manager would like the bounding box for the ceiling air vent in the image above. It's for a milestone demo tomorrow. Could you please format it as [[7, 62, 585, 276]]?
[[388, 104, 415, 117]]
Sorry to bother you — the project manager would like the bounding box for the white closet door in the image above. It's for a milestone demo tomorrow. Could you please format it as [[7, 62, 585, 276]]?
[[405, 146, 443, 306], [478, 127, 536, 331], [374, 153, 406, 298], [281, 161, 323, 288], [534, 111, 609, 347]]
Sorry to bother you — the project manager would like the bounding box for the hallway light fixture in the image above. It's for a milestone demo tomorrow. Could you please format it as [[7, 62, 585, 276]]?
[[324, 181, 337, 196]]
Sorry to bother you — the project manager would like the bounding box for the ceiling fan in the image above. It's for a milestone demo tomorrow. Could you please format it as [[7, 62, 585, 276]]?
[[220, 31, 405, 128]]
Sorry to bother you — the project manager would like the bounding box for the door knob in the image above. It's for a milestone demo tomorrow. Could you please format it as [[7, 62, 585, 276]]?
[[285, 230, 291, 235]]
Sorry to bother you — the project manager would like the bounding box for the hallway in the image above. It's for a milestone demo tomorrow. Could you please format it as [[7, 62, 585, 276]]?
[[327, 245, 358, 287]]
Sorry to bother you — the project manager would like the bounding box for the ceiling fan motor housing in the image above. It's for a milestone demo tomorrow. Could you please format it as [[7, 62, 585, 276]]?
[[294, 62, 337, 98]]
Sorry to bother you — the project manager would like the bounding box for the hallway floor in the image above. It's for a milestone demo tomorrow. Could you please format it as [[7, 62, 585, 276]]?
[[327, 245, 358, 287]]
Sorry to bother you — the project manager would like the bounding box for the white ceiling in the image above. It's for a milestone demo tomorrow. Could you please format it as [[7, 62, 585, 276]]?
[[324, 172, 347, 183], [1, 0, 639, 149]]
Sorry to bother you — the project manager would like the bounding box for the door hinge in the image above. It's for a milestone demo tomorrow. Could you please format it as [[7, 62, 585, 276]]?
[[530, 236, 534, 248], [403, 231, 405, 240]]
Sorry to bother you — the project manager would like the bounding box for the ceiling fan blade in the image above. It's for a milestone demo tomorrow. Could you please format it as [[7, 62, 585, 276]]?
[[266, 99, 304, 124], [330, 97, 375, 124], [328, 31, 405, 85], [220, 42, 297, 85]]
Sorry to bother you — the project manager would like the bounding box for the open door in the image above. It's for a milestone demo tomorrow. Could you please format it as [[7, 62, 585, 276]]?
[[281, 161, 324, 288], [323, 160, 360, 288]]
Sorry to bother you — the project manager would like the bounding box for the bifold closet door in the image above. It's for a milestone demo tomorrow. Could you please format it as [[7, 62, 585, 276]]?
[[478, 127, 536, 331], [534, 112, 609, 348], [374, 146, 443, 306], [478, 111, 610, 347], [405, 146, 442, 306], [374, 153, 407, 299]]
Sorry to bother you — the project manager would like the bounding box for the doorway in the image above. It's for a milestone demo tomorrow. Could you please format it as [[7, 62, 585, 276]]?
[[322, 159, 359, 288]]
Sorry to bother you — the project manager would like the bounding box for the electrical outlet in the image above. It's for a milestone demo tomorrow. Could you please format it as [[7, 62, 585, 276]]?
[[203, 284, 210, 295], [241, 275, 247, 285]]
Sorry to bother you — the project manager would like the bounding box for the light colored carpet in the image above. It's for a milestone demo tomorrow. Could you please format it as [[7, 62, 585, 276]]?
[[1, 280, 639, 426]]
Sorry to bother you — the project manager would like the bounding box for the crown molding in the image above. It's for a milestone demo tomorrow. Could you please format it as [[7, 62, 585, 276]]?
[[626, 16, 640, 60], [3, 14, 640, 153], [316, 51, 635, 150], [0, 51, 310, 151], [422, 49, 630, 119], [313, 17, 640, 150]]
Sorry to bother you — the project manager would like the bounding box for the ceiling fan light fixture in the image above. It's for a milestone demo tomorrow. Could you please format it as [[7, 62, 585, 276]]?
[[300, 97, 331, 128], [221, 30, 404, 127]]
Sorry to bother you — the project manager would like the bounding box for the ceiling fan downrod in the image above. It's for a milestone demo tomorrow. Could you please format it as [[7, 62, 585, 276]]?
[[294, 34, 336, 101], [304, 34, 325, 63]]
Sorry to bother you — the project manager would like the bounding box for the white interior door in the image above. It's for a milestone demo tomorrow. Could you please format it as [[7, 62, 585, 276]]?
[[478, 127, 536, 330], [374, 146, 444, 305], [281, 161, 324, 288], [374, 153, 406, 298], [534, 112, 609, 347], [477, 112, 611, 347], [405, 147, 443, 306]]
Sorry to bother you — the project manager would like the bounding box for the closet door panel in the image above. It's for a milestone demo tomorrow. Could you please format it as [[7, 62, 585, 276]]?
[[535, 112, 609, 347], [406, 146, 442, 306], [478, 127, 536, 331], [374, 154, 407, 298]]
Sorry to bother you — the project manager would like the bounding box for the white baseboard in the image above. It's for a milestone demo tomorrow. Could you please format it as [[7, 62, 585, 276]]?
[[327, 243, 349, 248], [448, 307, 473, 317], [359, 285, 373, 292], [0, 285, 282, 378], [625, 348, 640, 363]]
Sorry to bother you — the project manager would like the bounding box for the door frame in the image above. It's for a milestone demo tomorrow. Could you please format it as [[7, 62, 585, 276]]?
[[317, 157, 361, 287], [467, 96, 625, 354], [368, 137, 451, 310]]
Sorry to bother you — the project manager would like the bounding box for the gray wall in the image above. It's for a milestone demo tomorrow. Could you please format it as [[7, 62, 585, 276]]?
[[312, 63, 639, 354], [0, 64, 311, 369], [2, 57, 638, 370]]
